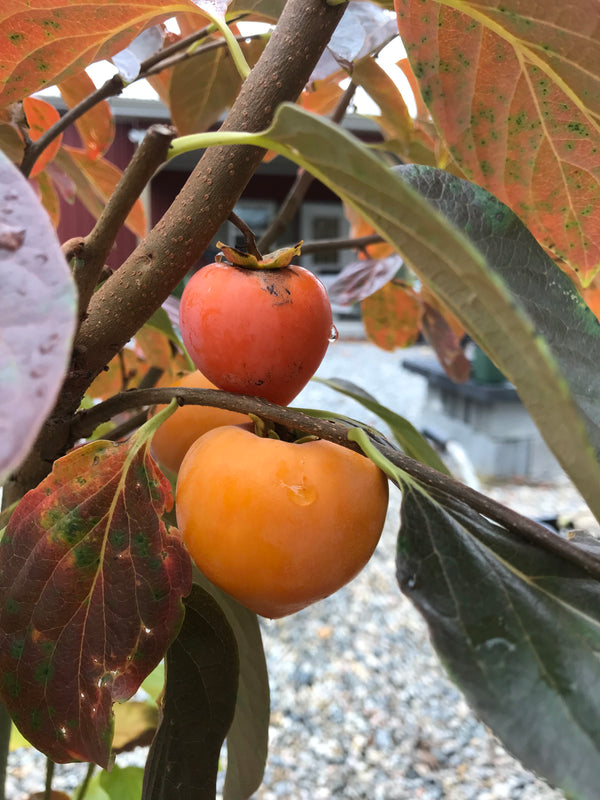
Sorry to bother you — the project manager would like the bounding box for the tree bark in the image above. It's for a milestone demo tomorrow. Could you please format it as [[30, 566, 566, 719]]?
[[6, 0, 347, 499]]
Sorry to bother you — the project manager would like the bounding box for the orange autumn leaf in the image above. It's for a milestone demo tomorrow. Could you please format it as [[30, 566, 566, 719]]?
[[33, 170, 61, 228], [361, 280, 421, 351], [22, 97, 62, 177], [58, 70, 115, 159], [301, 71, 345, 116], [63, 145, 147, 238], [344, 203, 394, 260], [395, 0, 600, 281], [0, 0, 205, 106]]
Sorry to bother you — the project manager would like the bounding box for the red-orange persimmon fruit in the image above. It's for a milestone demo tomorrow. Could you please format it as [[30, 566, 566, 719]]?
[[176, 425, 389, 618], [151, 370, 249, 474], [179, 261, 333, 405]]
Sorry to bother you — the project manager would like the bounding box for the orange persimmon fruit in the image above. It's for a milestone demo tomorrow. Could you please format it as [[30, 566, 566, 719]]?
[[176, 425, 389, 618], [150, 370, 249, 474]]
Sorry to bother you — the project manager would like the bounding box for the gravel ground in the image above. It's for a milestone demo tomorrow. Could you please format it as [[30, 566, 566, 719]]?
[[6, 327, 589, 799]]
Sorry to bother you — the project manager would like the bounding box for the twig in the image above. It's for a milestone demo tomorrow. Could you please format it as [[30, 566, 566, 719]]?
[[75, 124, 176, 321], [228, 211, 262, 259], [139, 14, 247, 73], [69, 385, 600, 581], [17, 19, 254, 179], [141, 33, 267, 80], [300, 233, 383, 255], [19, 74, 125, 178], [257, 80, 358, 252]]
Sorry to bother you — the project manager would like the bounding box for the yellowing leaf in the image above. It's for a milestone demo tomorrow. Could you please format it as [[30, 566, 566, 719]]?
[[352, 56, 413, 144], [395, 0, 600, 280], [32, 170, 61, 228], [22, 97, 62, 177], [58, 70, 115, 159], [0, 0, 206, 105], [361, 280, 421, 351], [62, 145, 147, 238]]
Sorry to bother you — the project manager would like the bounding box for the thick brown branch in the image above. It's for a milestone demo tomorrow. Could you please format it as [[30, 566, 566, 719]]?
[[70, 385, 600, 581], [8, 0, 347, 499]]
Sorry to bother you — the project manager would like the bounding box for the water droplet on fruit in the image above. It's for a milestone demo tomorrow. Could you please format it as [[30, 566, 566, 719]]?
[[329, 324, 339, 343], [286, 484, 317, 506]]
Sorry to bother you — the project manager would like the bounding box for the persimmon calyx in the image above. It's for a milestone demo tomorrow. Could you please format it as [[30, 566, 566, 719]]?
[[217, 241, 303, 269]]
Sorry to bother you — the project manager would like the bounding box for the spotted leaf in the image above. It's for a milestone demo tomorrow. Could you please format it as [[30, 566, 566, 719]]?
[[0, 433, 192, 768], [395, 0, 600, 280]]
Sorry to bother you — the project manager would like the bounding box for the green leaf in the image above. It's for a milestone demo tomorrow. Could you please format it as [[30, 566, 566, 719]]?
[[314, 377, 451, 475], [241, 103, 600, 521], [397, 485, 600, 798], [140, 661, 165, 705], [395, 164, 600, 456], [193, 570, 270, 800], [142, 584, 239, 800], [84, 764, 144, 800]]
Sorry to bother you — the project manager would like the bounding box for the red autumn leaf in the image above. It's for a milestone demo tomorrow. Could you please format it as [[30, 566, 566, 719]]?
[[421, 300, 471, 383], [22, 97, 62, 177], [60, 146, 147, 238], [300, 70, 346, 116], [361, 280, 422, 351], [395, 0, 600, 281], [0, 0, 205, 106], [0, 433, 192, 768], [58, 71, 115, 159]]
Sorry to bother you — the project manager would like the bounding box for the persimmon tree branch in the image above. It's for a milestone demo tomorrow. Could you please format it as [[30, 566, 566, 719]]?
[[300, 232, 383, 255], [7, 0, 347, 500], [74, 124, 176, 320], [257, 80, 358, 252], [19, 74, 125, 178], [70, 385, 600, 581], [228, 210, 262, 259], [17, 18, 252, 178]]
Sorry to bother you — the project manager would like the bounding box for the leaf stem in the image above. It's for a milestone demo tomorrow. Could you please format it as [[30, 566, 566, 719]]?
[[199, 9, 252, 79], [69, 385, 600, 581], [74, 762, 96, 800], [43, 758, 55, 800]]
